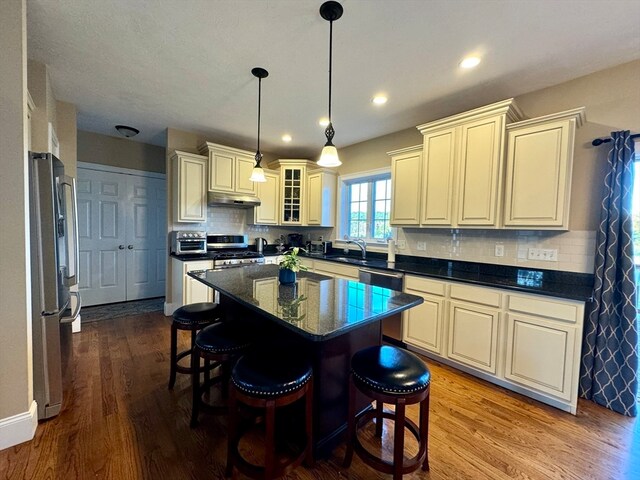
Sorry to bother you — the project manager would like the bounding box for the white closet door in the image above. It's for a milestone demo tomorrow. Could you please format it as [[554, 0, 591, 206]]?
[[77, 169, 127, 306], [125, 175, 166, 300]]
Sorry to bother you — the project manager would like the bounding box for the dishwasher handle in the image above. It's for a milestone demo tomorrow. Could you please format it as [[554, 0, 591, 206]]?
[[358, 267, 404, 279]]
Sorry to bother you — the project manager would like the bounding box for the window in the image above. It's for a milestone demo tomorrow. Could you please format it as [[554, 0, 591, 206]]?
[[339, 170, 393, 242]]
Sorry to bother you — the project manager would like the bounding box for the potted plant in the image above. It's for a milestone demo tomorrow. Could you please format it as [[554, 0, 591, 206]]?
[[278, 247, 307, 284]]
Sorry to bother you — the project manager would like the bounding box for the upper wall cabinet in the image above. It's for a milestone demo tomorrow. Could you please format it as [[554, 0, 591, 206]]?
[[171, 150, 207, 223], [415, 98, 524, 228], [250, 169, 280, 225], [306, 169, 337, 227], [503, 108, 586, 230], [198, 142, 256, 196], [389, 145, 423, 225]]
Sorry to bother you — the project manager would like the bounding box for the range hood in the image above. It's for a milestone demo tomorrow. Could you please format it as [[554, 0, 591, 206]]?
[[207, 191, 261, 208]]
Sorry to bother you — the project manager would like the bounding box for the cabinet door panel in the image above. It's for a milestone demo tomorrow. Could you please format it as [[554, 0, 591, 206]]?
[[209, 152, 234, 192], [505, 313, 575, 400], [403, 292, 444, 354], [503, 120, 571, 228], [457, 116, 503, 226], [254, 171, 279, 225], [448, 301, 499, 374], [179, 156, 206, 222], [421, 128, 456, 225], [391, 150, 422, 225], [306, 173, 322, 225], [235, 155, 257, 195]]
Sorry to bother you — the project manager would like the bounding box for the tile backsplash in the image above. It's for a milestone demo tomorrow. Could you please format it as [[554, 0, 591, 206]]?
[[398, 228, 596, 274], [204, 207, 595, 274]]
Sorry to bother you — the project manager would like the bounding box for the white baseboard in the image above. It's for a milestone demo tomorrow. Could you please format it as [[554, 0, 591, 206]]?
[[0, 400, 38, 451], [164, 302, 175, 316]]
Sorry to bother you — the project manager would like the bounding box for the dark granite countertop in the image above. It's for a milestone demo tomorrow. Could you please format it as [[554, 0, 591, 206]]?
[[173, 249, 594, 302], [187, 265, 423, 341], [305, 253, 594, 302]]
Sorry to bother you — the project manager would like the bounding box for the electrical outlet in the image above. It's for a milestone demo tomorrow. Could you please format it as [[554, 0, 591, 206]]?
[[417, 241, 427, 251], [528, 248, 558, 261], [397, 239, 407, 249], [494, 244, 504, 257]]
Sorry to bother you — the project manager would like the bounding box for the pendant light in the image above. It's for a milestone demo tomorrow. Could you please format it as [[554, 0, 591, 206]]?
[[250, 67, 269, 183], [317, 1, 343, 167]]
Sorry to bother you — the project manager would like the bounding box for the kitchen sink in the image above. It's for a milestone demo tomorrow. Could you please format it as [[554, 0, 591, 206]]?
[[325, 256, 386, 267]]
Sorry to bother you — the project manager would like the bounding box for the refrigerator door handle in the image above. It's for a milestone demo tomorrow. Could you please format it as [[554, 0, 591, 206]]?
[[60, 290, 82, 324], [60, 175, 79, 287]]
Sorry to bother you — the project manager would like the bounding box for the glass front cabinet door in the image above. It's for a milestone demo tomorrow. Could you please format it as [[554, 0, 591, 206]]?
[[281, 166, 305, 225]]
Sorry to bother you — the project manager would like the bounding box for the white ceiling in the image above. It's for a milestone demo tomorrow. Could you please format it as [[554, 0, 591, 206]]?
[[28, 0, 640, 157]]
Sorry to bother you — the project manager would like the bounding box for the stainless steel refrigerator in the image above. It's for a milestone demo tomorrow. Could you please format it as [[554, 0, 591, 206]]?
[[29, 152, 81, 419]]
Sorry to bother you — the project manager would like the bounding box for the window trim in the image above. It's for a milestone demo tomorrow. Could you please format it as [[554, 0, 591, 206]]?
[[336, 167, 395, 248]]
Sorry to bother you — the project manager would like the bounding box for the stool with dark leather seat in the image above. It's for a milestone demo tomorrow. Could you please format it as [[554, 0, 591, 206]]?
[[168, 302, 223, 390], [343, 345, 431, 480], [190, 321, 251, 427], [226, 352, 314, 480]]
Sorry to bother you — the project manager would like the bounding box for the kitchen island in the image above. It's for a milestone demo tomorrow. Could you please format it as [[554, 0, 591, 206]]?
[[188, 264, 423, 457]]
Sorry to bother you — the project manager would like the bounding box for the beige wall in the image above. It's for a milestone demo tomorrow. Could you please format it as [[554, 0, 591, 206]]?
[[338, 59, 640, 232], [78, 130, 166, 173], [56, 101, 77, 177], [0, 0, 32, 429]]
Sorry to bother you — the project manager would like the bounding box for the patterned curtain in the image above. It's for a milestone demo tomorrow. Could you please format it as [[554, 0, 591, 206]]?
[[579, 131, 638, 416]]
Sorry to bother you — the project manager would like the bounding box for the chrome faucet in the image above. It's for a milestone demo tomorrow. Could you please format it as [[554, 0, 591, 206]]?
[[346, 238, 367, 259]]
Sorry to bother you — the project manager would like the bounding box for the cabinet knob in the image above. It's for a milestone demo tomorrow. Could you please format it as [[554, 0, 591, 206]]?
[[128, 245, 134, 250], [118, 245, 125, 250]]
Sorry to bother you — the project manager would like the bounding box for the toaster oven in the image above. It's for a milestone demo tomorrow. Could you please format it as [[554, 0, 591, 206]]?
[[170, 231, 207, 255], [308, 240, 332, 255]]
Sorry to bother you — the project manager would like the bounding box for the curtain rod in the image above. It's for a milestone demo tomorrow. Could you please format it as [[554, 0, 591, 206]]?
[[591, 133, 639, 146]]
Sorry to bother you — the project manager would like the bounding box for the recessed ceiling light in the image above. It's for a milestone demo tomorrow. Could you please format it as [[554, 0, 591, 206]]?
[[459, 56, 481, 69], [318, 117, 330, 127], [282, 134, 292, 143], [372, 95, 388, 105]]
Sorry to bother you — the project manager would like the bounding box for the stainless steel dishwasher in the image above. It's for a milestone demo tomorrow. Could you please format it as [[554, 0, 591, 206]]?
[[358, 267, 405, 345]]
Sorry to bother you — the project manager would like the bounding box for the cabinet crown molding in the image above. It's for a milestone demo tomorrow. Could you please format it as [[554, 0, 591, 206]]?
[[197, 141, 253, 157], [416, 98, 524, 134], [505, 107, 586, 130], [387, 144, 422, 156], [171, 150, 207, 160], [268, 158, 313, 169]]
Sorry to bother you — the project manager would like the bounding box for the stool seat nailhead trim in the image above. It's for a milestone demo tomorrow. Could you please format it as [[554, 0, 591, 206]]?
[[352, 370, 430, 394], [231, 373, 312, 397]]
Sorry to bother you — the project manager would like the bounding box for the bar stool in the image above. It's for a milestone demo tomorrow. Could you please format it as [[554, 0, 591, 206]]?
[[343, 345, 431, 480], [190, 321, 251, 427], [168, 302, 223, 390], [226, 352, 314, 480]]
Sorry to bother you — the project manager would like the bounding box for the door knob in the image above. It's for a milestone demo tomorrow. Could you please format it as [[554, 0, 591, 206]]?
[[118, 245, 125, 250], [127, 245, 134, 249]]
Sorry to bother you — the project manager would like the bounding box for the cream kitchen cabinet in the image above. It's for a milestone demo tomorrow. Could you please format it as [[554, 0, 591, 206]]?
[[503, 108, 585, 230], [447, 283, 502, 374], [504, 293, 584, 413], [171, 259, 214, 310], [403, 275, 447, 355], [310, 259, 359, 280], [389, 146, 423, 225], [415, 99, 523, 228], [199, 142, 257, 196], [306, 169, 337, 227], [251, 169, 280, 225], [171, 150, 207, 223]]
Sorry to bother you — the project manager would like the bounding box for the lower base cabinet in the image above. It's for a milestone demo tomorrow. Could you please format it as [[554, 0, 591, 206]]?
[[402, 274, 585, 414], [171, 259, 214, 311]]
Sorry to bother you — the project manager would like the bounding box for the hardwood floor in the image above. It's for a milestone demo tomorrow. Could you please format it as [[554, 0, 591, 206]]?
[[1, 312, 638, 480]]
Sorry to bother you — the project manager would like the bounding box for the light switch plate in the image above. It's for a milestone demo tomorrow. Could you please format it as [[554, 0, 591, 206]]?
[[397, 239, 407, 249], [417, 241, 427, 251]]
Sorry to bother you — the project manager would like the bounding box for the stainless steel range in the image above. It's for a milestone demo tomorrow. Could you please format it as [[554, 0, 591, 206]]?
[[207, 234, 265, 269]]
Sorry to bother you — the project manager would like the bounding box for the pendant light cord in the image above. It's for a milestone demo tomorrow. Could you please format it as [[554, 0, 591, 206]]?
[[257, 77, 262, 154], [328, 19, 333, 122]]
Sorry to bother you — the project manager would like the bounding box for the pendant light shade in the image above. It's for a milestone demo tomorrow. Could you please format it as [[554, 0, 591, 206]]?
[[317, 1, 343, 168], [250, 67, 269, 183]]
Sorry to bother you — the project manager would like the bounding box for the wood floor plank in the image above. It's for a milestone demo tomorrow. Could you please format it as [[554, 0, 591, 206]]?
[[1, 312, 638, 480]]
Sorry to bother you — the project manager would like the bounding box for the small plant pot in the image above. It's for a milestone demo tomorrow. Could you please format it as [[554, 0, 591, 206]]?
[[278, 268, 296, 285]]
